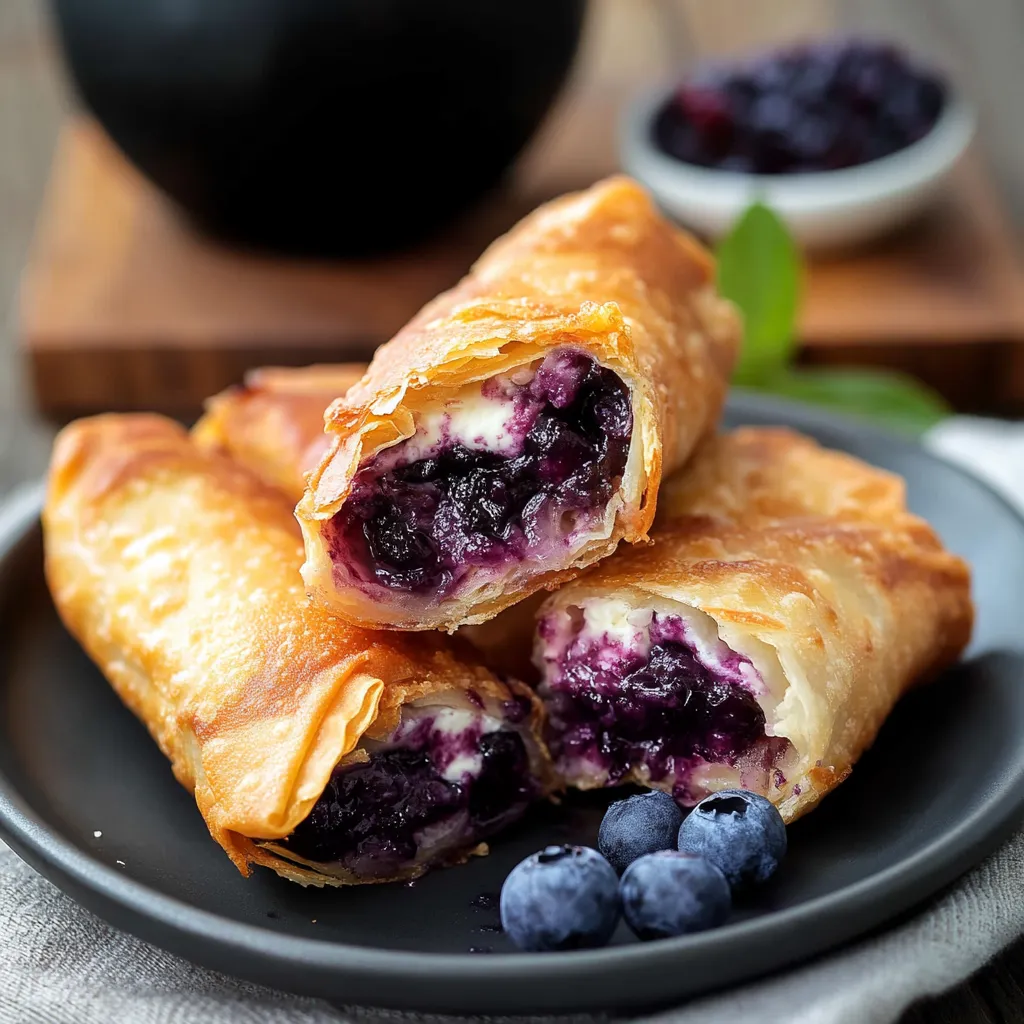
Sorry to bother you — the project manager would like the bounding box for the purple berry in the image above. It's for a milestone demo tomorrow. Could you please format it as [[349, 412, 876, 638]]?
[[620, 851, 731, 940], [677, 789, 787, 889], [500, 845, 620, 951], [654, 38, 947, 174], [598, 791, 685, 873]]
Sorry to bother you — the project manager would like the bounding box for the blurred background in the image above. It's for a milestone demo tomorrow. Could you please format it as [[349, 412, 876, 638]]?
[[3, 0, 1024, 489]]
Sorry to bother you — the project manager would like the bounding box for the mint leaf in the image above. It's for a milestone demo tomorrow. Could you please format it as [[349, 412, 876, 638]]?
[[750, 367, 950, 434], [716, 201, 948, 434], [716, 202, 800, 386]]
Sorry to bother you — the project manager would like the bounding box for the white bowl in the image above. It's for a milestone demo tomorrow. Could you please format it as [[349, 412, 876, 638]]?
[[620, 82, 976, 250]]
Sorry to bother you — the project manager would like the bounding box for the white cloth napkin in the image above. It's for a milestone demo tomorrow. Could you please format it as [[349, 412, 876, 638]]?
[[925, 417, 1024, 509], [1, 417, 1022, 1024]]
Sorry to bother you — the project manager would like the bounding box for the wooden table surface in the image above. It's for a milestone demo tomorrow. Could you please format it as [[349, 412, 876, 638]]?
[[3, 1, 1024, 1020]]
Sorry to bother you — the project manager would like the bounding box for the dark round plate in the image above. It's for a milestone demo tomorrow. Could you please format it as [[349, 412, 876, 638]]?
[[1, 393, 1023, 1015]]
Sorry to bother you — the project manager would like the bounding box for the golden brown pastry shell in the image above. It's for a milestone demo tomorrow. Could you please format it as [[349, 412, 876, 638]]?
[[193, 364, 366, 499]]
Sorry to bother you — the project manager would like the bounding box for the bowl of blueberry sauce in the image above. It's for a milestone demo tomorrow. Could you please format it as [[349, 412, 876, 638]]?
[[620, 39, 975, 249]]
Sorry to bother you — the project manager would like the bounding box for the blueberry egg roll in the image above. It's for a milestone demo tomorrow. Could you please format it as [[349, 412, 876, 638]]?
[[44, 415, 553, 885], [535, 428, 973, 822], [297, 176, 740, 631]]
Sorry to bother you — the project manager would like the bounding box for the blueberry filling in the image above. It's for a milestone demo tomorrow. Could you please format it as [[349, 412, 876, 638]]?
[[326, 350, 633, 596], [281, 725, 534, 877], [542, 613, 768, 793]]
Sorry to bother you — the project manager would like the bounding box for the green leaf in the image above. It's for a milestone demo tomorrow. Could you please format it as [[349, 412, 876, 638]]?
[[715, 201, 949, 434], [750, 367, 951, 434], [716, 202, 801, 386]]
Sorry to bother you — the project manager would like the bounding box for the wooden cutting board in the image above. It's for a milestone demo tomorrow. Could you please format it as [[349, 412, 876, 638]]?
[[20, 117, 1024, 417]]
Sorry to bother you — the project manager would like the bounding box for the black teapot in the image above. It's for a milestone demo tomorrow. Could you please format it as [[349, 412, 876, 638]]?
[[51, 0, 586, 255]]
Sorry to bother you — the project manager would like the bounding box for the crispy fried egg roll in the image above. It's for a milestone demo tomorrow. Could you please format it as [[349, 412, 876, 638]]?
[[193, 364, 366, 498], [44, 415, 552, 886], [534, 428, 973, 822], [297, 176, 740, 632]]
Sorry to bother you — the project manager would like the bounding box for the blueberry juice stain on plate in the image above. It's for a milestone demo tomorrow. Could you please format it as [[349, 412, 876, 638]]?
[[468, 890, 504, 953]]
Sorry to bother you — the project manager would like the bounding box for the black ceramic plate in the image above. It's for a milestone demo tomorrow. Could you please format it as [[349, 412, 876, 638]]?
[[2, 393, 1023, 1015]]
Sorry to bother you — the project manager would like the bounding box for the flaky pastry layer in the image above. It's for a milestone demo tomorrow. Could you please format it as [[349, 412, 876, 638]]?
[[193, 364, 366, 499]]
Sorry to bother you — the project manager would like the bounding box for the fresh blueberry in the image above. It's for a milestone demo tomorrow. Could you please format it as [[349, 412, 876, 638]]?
[[677, 790, 787, 889], [500, 845, 620, 951], [598, 791, 685, 874], [620, 851, 731, 940]]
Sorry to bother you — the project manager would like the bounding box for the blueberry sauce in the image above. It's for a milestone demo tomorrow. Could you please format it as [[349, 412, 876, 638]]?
[[281, 721, 535, 878], [326, 349, 633, 596], [655, 40, 947, 175], [541, 612, 767, 797]]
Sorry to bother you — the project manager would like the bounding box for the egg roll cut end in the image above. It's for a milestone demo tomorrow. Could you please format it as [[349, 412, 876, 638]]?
[[313, 347, 642, 629], [536, 593, 800, 811], [256, 687, 548, 884]]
